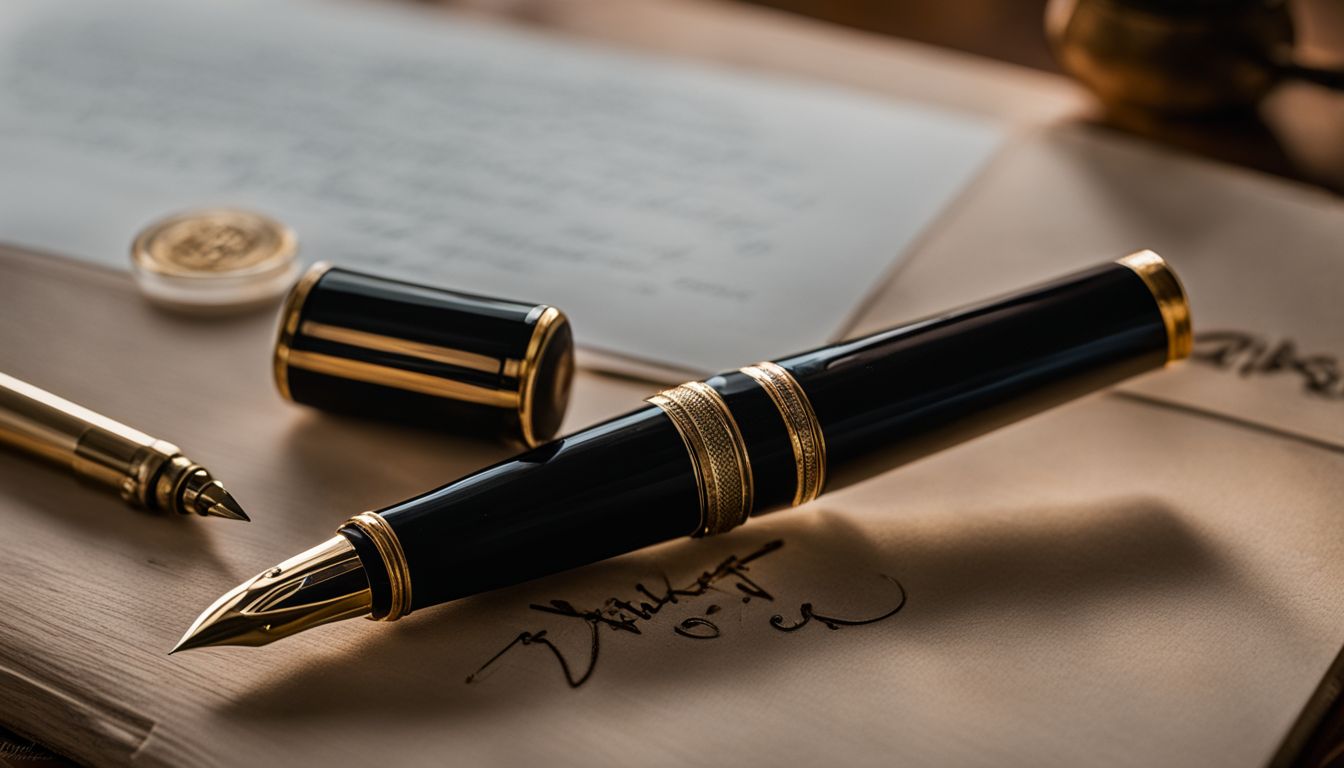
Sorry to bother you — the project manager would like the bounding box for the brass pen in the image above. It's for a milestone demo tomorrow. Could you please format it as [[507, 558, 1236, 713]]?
[[0, 372, 248, 521]]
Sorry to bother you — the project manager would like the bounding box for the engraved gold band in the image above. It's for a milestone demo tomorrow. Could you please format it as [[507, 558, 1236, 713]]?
[[339, 512, 412, 621], [1117, 250, 1193, 364], [647, 381, 754, 537], [740, 361, 827, 506]]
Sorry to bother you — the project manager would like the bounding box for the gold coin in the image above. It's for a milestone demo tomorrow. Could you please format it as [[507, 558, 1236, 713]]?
[[132, 209, 297, 278]]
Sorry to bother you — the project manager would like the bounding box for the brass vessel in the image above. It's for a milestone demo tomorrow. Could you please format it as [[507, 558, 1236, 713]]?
[[1047, 0, 1294, 112]]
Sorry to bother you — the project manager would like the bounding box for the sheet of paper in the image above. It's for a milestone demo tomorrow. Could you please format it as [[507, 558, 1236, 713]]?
[[845, 125, 1344, 452], [0, 0, 999, 375]]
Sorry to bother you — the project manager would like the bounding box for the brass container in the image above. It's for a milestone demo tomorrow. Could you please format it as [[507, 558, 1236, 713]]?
[[1046, 0, 1294, 113]]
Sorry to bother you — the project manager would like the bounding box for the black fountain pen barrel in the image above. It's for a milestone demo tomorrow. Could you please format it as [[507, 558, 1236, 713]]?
[[175, 251, 1190, 649], [349, 406, 702, 615], [340, 251, 1189, 621], [768, 258, 1176, 492]]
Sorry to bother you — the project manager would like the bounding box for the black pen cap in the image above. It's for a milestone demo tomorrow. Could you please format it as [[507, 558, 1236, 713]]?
[[272, 263, 575, 447]]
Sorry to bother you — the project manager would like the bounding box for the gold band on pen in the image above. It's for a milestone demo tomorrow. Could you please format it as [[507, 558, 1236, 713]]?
[[340, 512, 413, 621], [1117, 250, 1193, 364], [299, 321, 507, 375], [516, 306, 568, 448], [273, 261, 333, 402], [281, 351, 520, 408], [647, 381, 754, 537], [273, 262, 569, 447], [740, 361, 827, 506]]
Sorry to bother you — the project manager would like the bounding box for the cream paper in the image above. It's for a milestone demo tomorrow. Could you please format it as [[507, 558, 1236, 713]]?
[[0, 0, 1000, 375]]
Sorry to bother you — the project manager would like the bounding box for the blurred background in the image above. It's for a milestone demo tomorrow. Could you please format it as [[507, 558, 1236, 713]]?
[[744, 0, 1344, 191], [747, 0, 1342, 73]]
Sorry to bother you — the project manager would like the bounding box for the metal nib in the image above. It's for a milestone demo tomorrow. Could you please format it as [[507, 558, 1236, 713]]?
[[198, 483, 250, 522], [180, 470, 250, 521], [171, 535, 371, 653]]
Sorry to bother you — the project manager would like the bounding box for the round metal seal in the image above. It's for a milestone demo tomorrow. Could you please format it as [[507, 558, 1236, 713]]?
[[131, 208, 300, 313]]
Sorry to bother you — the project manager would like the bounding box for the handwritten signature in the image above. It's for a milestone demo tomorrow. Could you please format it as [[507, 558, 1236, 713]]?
[[465, 540, 906, 688], [1193, 330, 1343, 400]]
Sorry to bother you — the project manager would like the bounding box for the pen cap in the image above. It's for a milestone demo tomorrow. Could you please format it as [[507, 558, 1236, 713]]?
[[273, 264, 575, 447]]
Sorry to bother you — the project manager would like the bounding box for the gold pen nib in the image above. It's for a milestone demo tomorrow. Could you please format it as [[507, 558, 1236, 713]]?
[[172, 535, 372, 653], [158, 457, 251, 521], [195, 482, 250, 522], [178, 469, 250, 521]]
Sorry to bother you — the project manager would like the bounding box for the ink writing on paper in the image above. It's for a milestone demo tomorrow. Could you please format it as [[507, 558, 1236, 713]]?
[[1193, 330, 1343, 400], [465, 540, 907, 688]]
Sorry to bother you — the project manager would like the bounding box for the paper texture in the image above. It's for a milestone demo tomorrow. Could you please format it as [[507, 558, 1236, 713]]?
[[850, 125, 1344, 451], [0, 0, 999, 375], [2, 123, 1344, 767]]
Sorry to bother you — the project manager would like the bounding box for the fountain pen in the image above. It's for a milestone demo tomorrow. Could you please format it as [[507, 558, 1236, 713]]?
[[176, 250, 1191, 651], [0, 372, 248, 521]]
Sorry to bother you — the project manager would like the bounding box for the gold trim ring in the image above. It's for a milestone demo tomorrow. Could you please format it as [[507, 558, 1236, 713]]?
[[516, 306, 570, 448], [339, 511, 412, 621], [740, 361, 827, 506], [273, 261, 333, 401], [1116, 250, 1193, 364], [647, 381, 754, 537]]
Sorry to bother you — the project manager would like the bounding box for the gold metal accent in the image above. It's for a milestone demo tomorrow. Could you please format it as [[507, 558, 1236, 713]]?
[[132, 208, 297, 278], [740, 361, 827, 506], [647, 381, 754, 536], [1117, 250, 1193, 364], [340, 512, 413, 621], [299, 320, 510, 375], [172, 535, 373, 651], [1046, 0, 1291, 114], [285, 350, 520, 408], [515, 306, 570, 448], [0, 373, 248, 520], [273, 261, 333, 401], [274, 267, 553, 433], [0, 371, 156, 464]]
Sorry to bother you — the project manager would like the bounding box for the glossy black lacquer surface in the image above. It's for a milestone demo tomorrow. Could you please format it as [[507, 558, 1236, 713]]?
[[775, 261, 1167, 491], [359, 260, 1171, 614], [378, 406, 701, 612], [284, 266, 572, 445]]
